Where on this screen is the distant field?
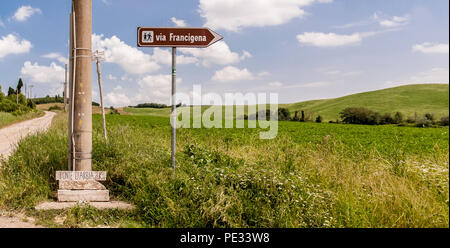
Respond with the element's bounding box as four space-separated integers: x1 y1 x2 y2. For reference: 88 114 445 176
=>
283 84 449 121
0 112 447 228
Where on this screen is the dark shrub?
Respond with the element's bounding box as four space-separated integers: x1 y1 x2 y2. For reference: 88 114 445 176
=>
393 112 404 124
380 113 394 125
425 113 435 121
315 115 323 123
440 116 449 126
278 108 291 121
416 118 433 128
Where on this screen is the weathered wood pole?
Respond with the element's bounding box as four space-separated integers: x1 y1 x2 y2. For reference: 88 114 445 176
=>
64 64 68 112
68 11 74 171
73 0 92 171
96 57 108 141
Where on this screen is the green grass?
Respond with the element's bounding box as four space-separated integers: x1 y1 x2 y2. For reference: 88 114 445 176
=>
0 110 44 129
283 84 449 121
0 111 447 228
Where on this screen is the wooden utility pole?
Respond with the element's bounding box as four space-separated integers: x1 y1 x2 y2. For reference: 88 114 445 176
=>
64 64 68 112
93 50 107 141
72 0 93 172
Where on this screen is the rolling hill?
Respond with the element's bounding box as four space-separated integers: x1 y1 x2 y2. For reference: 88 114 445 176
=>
282 84 449 121
120 84 449 122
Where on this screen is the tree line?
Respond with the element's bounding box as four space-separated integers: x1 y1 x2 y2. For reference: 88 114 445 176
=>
258 107 449 127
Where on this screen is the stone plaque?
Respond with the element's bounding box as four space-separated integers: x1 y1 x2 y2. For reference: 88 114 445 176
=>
56 171 107 181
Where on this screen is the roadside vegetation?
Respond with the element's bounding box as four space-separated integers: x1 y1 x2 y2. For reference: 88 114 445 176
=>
0 109 447 228
0 82 43 128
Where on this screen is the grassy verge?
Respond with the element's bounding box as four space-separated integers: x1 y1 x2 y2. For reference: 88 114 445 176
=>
0 110 44 129
0 112 448 228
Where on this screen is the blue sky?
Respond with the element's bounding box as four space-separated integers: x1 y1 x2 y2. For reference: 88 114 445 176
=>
0 0 448 106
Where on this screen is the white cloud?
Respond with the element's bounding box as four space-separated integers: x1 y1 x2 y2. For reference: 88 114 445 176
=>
152 48 197 66
385 67 449 87
42 53 69 64
334 12 410 29
0 34 32 59
102 0 111 5
212 66 255 82
199 0 333 32
171 17 187 27
105 92 132 107
297 32 370 47
113 85 123 91
92 34 160 75
20 61 65 85
179 41 250 67
0 19 4 27
13 6 42 22
412 43 449 55
136 74 182 103
379 15 409 28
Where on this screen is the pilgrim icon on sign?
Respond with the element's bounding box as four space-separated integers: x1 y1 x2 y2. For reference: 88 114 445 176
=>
142 31 154 43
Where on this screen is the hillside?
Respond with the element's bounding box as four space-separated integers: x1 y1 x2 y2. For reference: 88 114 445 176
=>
283 84 449 121
120 84 449 122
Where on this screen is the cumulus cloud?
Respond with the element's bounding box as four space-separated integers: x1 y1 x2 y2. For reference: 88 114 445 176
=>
412 43 449 55
12 6 42 22
105 92 131 107
171 17 187 27
20 61 65 85
135 74 182 103
0 34 32 59
42 53 69 64
179 41 251 67
212 66 255 82
199 0 333 31
92 34 160 75
296 32 374 47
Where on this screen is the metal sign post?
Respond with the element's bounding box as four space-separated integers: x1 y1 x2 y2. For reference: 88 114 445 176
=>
137 27 223 172
171 47 176 171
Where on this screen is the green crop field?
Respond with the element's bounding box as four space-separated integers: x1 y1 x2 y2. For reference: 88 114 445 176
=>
283 84 449 121
0 111 448 228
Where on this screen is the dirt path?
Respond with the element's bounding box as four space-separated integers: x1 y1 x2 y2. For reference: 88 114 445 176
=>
0 111 55 228
0 111 56 161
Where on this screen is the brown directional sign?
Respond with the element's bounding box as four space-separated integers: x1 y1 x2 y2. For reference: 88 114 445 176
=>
137 27 223 48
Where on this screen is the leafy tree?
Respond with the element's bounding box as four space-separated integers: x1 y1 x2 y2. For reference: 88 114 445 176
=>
340 107 380 125
8 87 15 96
0 85 4 101
277 108 291 121
16 78 24 94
